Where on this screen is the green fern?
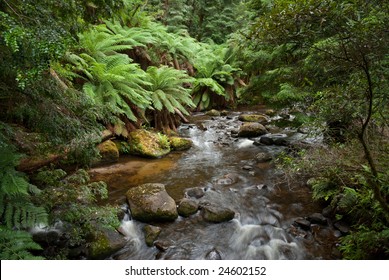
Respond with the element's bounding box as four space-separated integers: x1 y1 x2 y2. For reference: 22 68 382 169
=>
0 226 43 260
145 66 195 115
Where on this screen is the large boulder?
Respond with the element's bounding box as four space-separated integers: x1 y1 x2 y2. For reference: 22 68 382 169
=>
126 183 178 222
128 129 170 158
238 123 268 137
169 137 193 151
238 114 268 124
97 140 119 163
202 205 235 223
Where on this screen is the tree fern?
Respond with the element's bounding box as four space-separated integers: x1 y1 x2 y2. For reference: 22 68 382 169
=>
144 66 194 114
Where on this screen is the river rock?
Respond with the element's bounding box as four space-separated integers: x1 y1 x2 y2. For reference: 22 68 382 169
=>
334 221 350 234
206 109 221 116
88 227 127 259
144 225 161 247
202 205 235 223
128 129 170 158
238 123 268 137
186 187 205 199
126 183 178 222
258 136 274 145
97 140 119 163
177 198 199 217
238 114 268 124
294 218 311 230
155 240 172 252
255 152 273 163
322 205 334 218
169 137 193 151
265 109 276 116
308 213 327 225
215 173 239 185
205 248 222 260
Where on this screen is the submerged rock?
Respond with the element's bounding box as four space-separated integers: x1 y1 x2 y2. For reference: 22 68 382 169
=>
215 173 239 185
144 225 161 247
186 188 205 199
238 114 268 124
238 123 268 137
255 152 273 163
97 140 119 163
169 137 193 151
177 198 199 217
202 205 235 223
128 129 170 158
126 183 178 222
205 248 222 260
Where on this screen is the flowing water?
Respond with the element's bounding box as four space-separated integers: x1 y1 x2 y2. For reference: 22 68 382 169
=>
90 111 339 260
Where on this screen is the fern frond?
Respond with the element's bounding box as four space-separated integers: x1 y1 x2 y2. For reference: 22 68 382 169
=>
0 226 43 260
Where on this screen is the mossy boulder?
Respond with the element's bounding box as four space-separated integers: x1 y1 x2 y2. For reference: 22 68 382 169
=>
128 129 170 158
97 140 119 163
169 137 193 151
177 198 199 217
238 114 268 124
205 109 221 116
202 205 235 223
88 228 126 259
126 183 178 222
144 225 161 247
238 123 268 137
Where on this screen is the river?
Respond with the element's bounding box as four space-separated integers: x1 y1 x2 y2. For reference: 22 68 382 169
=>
90 109 339 260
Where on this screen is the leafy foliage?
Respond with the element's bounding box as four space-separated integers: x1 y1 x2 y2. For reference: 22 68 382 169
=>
0 226 44 260
0 129 47 259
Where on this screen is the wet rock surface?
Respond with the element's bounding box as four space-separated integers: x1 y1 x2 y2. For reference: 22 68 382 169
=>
144 225 162 247
201 205 235 223
126 183 178 222
177 198 199 217
238 122 268 137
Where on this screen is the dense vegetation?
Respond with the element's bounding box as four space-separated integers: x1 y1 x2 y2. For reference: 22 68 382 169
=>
1 0 388 259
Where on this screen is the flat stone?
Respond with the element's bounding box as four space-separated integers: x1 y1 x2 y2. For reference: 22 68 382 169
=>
294 218 311 230
155 240 172 252
242 165 253 171
308 213 327 225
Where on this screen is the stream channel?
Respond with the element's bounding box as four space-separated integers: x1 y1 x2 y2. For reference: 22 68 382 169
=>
90 109 339 260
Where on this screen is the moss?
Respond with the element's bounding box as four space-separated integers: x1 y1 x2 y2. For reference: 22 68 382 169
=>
97 140 119 163
238 114 268 123
205 109 221 116
128 129 171 158
169 137 193 151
